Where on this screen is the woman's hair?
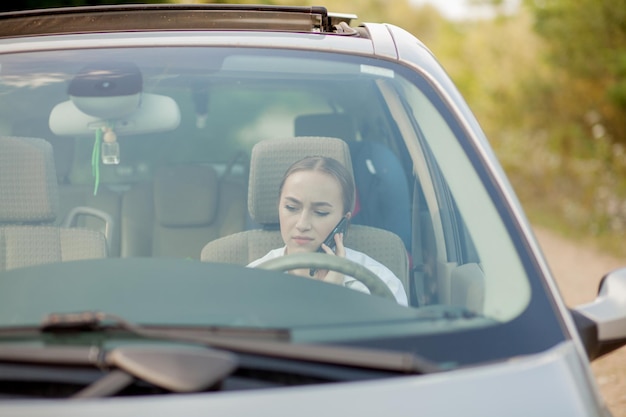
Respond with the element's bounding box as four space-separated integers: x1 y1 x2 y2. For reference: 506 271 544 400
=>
279 156 355 214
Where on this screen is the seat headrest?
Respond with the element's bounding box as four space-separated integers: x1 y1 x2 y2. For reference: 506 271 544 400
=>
153 165 219 227
294 113 357 142
0 136 59 223
248 137 354 225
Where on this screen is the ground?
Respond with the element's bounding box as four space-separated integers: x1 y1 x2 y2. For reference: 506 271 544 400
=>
533 226 626 416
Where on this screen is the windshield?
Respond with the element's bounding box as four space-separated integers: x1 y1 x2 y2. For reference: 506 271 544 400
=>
0 44 565 368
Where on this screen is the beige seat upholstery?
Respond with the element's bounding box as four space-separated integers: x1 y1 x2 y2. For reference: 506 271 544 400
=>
201 136 409 290
11 126 123 257
121 164 247 259
57 184 121 256
0 136 107 270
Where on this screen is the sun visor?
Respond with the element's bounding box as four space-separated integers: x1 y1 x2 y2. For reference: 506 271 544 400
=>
49 93 181 136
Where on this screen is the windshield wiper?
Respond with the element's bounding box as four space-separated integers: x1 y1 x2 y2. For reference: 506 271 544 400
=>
40 311 290 341
39 311 442 374
0 344 238 397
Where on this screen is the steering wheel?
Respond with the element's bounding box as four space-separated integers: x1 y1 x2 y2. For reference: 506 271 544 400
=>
256 253 396 301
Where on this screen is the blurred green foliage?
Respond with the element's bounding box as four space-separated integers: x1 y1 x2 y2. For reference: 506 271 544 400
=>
8 0 626 255
531 0 626 140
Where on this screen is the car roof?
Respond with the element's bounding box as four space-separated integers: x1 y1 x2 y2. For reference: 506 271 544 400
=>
0 4 361 39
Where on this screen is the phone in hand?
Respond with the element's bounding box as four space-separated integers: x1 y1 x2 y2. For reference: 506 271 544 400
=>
310 215 349 277
317 215 349 253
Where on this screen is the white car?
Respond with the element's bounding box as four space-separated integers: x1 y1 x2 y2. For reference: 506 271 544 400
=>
0 4 623 416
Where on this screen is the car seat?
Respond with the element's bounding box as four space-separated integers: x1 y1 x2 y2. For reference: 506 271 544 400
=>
294 113 412 251
12 119 122 257
120 163 247 259
200 136 409 290
0 136 107 270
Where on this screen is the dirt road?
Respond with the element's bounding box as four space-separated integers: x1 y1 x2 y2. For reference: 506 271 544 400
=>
533 226 626 416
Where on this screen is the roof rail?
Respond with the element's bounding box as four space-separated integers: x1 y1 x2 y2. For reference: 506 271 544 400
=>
0 4 358 38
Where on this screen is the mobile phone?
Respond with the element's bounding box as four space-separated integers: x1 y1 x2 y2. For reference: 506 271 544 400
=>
310 216 348 277
317 216 348 253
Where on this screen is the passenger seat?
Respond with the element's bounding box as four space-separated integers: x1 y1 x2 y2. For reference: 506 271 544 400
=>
13 121 122 257
56 184 121 257
0 136 107 270
121 164 247 259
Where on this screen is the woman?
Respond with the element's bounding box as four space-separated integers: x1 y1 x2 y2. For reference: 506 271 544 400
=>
248 156 408 305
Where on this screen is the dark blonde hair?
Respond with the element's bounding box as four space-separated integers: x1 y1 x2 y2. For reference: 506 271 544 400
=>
279 156 355 214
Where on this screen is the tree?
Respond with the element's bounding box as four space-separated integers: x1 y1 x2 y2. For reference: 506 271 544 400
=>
528 0 626 145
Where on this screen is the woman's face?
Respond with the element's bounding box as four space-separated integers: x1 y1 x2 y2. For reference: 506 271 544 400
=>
279 170 345 254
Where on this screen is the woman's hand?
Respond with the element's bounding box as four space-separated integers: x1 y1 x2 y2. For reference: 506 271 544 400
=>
313 232 345 285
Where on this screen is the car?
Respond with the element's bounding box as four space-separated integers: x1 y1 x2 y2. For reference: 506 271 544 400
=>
0 3 624 416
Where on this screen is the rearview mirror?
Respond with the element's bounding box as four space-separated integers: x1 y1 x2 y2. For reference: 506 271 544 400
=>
49 93 181 137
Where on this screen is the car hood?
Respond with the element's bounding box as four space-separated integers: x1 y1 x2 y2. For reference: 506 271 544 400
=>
0 341 608 416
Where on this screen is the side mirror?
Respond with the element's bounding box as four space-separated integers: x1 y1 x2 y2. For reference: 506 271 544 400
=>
572 267 626 361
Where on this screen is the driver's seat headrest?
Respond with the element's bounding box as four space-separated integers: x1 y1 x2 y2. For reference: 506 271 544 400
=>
248 137 354 225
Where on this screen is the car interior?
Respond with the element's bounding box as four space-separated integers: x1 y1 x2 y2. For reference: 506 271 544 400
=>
200 136 410 290
0 52 509 316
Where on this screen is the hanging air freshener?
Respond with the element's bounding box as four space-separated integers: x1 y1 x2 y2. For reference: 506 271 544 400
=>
101 126 120 165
